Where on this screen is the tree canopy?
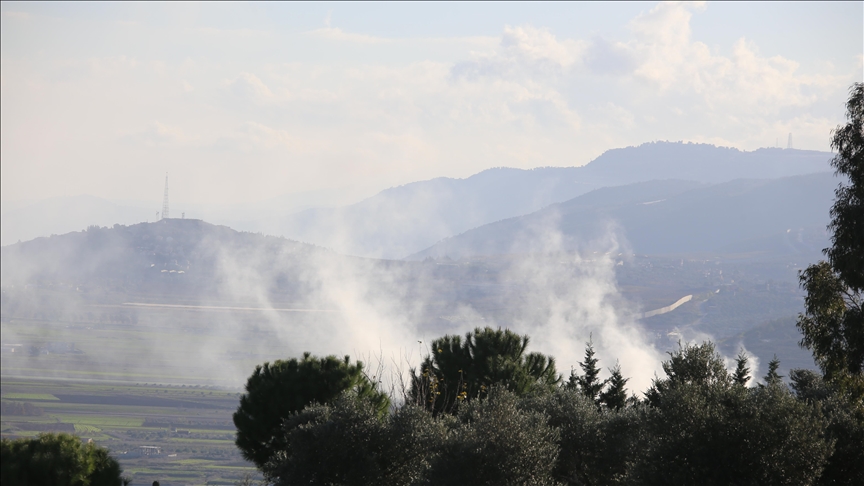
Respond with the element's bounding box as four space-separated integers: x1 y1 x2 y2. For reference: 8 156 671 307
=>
409 327 560 414
233 353 389 469
239 334 864 485
0 433 128 486
825 82 864 291
797 82 864 400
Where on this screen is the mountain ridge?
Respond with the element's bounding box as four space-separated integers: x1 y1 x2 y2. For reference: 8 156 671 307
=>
2 143 833 256
409 171 837 260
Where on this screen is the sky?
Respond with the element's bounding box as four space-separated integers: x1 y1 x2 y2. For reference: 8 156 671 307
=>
1 1 862 206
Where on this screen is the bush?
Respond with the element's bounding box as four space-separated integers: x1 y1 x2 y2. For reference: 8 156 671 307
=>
638 380 830 485
0 433 128 486
429 387 561 486
522 388 644 485
270 393 446 485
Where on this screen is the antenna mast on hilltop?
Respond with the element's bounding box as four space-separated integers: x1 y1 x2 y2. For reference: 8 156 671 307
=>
161 173 170 219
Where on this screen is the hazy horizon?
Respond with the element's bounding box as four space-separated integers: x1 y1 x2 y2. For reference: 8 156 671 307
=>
2 1 861 206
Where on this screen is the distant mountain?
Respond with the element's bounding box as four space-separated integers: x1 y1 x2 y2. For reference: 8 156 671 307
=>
1 143 832 255
410 172 837 260
0 219 332 301
263 144 832 259
574 143 831 185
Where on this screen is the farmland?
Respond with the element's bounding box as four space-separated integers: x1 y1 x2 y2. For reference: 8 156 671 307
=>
0 300 278 485
1 378 254 485
1 249 819 484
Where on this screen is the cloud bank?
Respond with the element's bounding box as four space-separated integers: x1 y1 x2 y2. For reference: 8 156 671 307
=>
1 2 858 204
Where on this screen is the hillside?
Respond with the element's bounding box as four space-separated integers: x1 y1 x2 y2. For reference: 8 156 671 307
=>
0 218 332 302
2 143 832 256
256 144 832 258
410 172 837 260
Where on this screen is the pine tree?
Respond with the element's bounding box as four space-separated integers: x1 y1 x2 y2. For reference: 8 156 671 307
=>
733 351 751 387
409 327 559 415
599 363 629 410
762 355 782 386
572 339 605 403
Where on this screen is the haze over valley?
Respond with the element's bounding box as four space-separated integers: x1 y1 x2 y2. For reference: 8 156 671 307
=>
2 2 860 484
2 142 830 392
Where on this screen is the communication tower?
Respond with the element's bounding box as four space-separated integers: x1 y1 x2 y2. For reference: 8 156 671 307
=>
161 173 170 219
787 133 793 149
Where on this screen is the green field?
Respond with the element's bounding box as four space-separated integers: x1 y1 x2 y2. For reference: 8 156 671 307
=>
1 378 256 486
2 393 59 400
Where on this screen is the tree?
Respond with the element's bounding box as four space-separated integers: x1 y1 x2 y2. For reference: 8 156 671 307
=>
430 387 560 486
790 369 864 486
569 339 605 404
409 327 560 414
639 360 831 485
732 351 751 387
270 393 447 486
523 387 645 485
599 363 629 410
0 433 128 486
762 355 783 386
798 82 864 399
645 341 731 405
233 353 389 470
825 82 864 291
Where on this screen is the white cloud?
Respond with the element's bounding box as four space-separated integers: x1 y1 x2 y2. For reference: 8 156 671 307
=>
1 2 857 204
225 72 276 101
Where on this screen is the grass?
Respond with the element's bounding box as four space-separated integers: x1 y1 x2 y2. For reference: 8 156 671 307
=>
2 393 59 400
50 415 145 427
168 437 234 445
174 458 217 465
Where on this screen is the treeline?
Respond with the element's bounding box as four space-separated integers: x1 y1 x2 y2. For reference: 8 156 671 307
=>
232 81 864 486
1 433 128 485
233 328 863 486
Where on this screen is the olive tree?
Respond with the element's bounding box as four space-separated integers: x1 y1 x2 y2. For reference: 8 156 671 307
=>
0 433 128 486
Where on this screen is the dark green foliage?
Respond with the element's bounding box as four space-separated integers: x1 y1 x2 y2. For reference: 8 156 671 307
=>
790 369 864 485
762 354 783 385
790 368 832 402
271 393 446 486
645 341 731 405
430 387 561 486
798 262 864 397
249 333 854 486
273 388 561 486
732 351 751 386
825 82 864 292
0 433 127 486
569 339 604 404
598 364 629 410
522 388 643 485
639 371 831 485
409 327 560 414
233 353 390 469
818 396 864 486
798 82 864 399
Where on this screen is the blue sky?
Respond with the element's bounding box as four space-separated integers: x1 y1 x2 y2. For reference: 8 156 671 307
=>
1 1 861 205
